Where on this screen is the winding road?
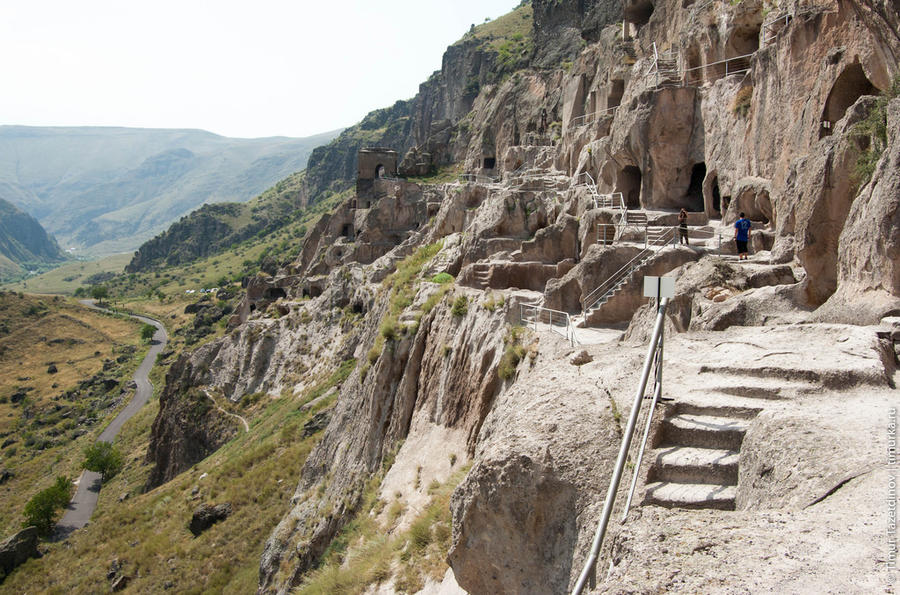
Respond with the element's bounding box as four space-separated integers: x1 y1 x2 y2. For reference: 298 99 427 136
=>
54 301 168 540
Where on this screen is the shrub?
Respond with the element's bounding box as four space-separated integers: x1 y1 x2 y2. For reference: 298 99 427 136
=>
498 326 528 380
732 86 753 117
82 441 123 481
852 75 900 189
379 317 399 341
430 272 454 284
451 296 468 317
23 476 72 535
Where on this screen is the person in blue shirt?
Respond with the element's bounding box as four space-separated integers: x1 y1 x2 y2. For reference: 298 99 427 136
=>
734 212 752 260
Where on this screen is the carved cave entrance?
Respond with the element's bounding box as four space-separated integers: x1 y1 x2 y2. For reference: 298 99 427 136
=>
728 23 761 57
264 287 287 300
821 62 875 138
608 79 624 109
483 156 496 169
618 166 642 208
625 0 654 30
685 163 706 211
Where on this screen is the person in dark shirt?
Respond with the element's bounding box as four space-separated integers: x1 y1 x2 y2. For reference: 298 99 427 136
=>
678 208 689 245
734 212 752 260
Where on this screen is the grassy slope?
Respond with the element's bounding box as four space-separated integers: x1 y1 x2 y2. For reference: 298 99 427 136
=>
2 361 354 593
0 293 144 535
3 254 132 294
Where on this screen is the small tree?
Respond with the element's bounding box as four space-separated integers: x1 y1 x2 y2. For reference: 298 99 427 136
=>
23 476 72 535
140 323 156 342
90 285 109 305
82 441 123 481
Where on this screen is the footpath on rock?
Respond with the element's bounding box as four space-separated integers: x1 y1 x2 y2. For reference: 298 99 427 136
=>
53 301 168 539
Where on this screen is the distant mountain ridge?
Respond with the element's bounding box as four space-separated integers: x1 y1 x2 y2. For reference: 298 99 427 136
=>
0 197 65 277
0 125 342 255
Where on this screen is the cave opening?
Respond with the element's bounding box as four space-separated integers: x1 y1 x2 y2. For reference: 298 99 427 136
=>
820 62 876 138
618 166 642 208
685 163 706 211
340 223 353 239
483 156 496 169
608 79 624 109
375 164 386 178
625 0 654 29
729 24 761 57
264 287 287 300
309 286 323 298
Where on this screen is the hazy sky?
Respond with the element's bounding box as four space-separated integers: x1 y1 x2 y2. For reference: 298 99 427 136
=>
1 0 518 139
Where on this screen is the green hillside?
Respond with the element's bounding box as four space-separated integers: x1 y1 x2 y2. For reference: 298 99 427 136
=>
0 197 66 279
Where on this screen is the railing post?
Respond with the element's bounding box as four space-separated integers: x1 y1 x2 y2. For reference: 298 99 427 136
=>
571 299 669 595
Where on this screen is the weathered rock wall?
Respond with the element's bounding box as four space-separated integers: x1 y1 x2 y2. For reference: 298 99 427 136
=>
258 286 513 592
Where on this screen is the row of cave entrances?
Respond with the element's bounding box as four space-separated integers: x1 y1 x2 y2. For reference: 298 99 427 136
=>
615 162 723 216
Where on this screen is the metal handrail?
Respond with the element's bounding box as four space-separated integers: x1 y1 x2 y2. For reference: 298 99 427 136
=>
571 298 669 595
520 304 576 347
570 104 619 128
594 192 625 210
762 13 791 44
582 226 675 315
597 223 617 246
459 173 499 184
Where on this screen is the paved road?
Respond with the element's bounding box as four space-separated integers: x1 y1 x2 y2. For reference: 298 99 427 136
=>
54 301 168 540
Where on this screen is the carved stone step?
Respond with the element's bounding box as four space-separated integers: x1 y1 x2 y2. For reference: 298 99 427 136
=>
661 413 748 451
644 481 736 510
648 446 739 485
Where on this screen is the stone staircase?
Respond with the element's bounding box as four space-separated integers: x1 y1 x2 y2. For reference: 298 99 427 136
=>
471 263 491 289
643 392 765 510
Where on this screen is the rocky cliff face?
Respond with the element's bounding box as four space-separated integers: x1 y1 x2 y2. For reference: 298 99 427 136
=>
0 197 64 276
142 1 899 593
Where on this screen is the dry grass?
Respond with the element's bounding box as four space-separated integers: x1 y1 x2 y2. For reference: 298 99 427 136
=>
2 254 132 294
2 379 327 592
0 293 142 420
295 465 470 594
0 292 145 535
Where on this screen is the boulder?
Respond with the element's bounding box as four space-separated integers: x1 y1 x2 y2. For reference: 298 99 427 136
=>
0 526 40 578
569 350 592 365
0 469 12 484
189 503 232 536
46 363 57 374
110 574 129 592
302 411 332 438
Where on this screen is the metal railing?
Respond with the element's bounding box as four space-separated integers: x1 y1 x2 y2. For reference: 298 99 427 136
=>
647 42 680 88
520 304 576 347
597 224 618 246
676 225 723 250
570 104 620 128
571 298 669 595
762 13 792 44
595 192 625 210
682 52 754 86
459 173 500 185
582 226 676 316
523 132 555 146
